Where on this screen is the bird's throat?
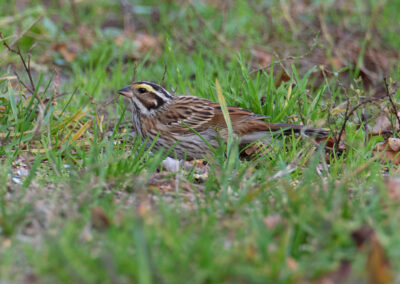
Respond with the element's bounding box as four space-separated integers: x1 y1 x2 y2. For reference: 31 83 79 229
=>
130 104 144 137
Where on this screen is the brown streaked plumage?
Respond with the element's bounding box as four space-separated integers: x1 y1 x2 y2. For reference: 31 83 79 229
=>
118 81 329 160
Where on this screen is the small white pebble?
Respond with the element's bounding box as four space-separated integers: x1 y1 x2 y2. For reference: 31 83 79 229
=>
12 176 23 184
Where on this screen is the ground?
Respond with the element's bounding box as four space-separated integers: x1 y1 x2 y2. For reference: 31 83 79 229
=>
1 0 400 283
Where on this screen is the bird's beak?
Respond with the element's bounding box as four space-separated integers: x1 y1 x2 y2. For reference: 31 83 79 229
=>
118 86 133 98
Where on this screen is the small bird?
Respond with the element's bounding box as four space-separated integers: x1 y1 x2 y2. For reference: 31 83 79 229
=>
118 81 328 160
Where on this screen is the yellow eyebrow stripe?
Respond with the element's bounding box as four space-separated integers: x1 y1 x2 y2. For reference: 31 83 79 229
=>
135 84 156 93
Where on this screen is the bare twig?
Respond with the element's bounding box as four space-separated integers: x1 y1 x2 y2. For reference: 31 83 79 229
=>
32 104 45 138
0 16 43 58
336 97 378 152
13 71 33 93
384 77 400 131
0 32 44 106
161 63 167 85
321 66 380 152
335 84 351 152
18 45 36 92
248 36 319 76
53 67 60 100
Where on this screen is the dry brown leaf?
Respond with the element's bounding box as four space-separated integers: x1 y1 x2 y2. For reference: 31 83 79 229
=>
134 33 161 56
91 207 110 230
23 272 38 284
351 226 393 284
2 238 11 248
185 159 208 169
137 201 152 217
275 69 291 88
114 34 124 46
251 48 273 67
316 133 346 156
352 226 374 248
388 137 400 152
286 257 298 271
384 177 400 201
242 141 270 159
372 114 392 135
367 235 393 284
263 215 282 230
52 43 78 62
312 260 352 284
147 173 195 193
373 141 400 165
331 56 343 70
114 31 161 57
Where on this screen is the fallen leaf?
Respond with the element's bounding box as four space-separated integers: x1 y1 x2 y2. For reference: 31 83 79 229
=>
263 215 282 229
185 159 208 169
91 207 110 230
315 132 346 156
137 201 151 217
24 272 38 284
114 34 124 46
352 226 374 248
2 238 11 248
331 56 343 70
373 141 400 165
367 235 393 284
242 141 270 159
52 43 78 62
351 226 393 284
114 31 161 58
384 177 400 201
147 173 197 193
312 260 352 284
388 137 400 152
251 48 273 67
286 257 298 271
372 113 393 135
134 33 161 56
275 69 291 88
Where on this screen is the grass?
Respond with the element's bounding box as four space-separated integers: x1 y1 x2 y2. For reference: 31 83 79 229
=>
1 0 400 283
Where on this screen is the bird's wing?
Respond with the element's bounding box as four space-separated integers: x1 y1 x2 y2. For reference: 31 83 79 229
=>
156 95 328 139
157 95 265 135
156 96 216 134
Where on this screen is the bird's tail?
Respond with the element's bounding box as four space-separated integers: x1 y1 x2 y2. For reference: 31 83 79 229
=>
265 123 329 138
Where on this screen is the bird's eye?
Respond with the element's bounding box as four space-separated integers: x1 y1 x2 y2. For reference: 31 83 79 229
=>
138 88 147 94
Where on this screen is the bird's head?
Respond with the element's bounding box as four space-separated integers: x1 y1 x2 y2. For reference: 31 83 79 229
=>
118 81 174 115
